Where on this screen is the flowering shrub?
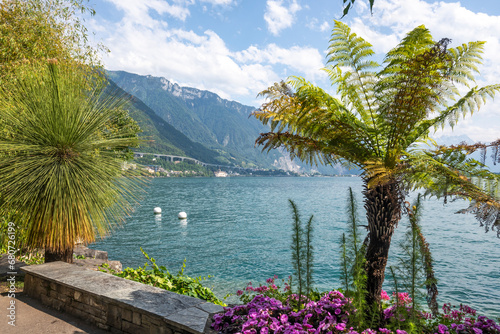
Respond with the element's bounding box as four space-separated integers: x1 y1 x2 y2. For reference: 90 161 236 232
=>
237 276 323 309
427 303 500 334
213 291 358 334
237 275 293 304
212 288 500 334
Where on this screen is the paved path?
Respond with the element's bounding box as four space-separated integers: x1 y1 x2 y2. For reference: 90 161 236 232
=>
0 291 108 334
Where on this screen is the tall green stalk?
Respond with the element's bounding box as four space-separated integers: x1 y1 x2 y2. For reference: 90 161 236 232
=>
289 199 305 309
288 199 314 309
342 187 368 327
305 214 314 298
395 193 437 329
339 233 350 296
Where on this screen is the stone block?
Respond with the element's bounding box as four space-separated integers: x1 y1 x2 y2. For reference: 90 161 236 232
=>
122 319 149 334
142 314 162 327
150 325 173 334
89 296 106 311
88 313 107 326
49 289 59 299
70 306 86 320
40 293 53 306
63 285 74 296
57 293 69 303
133 311 142 325
122 308 133 322
96 322 110 331
74 290 82 301
51 298 64 311
85 303 105 318
107 303 122 329
71 299 87 312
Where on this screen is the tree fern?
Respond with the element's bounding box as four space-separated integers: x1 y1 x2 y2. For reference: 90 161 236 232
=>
254 20 500 315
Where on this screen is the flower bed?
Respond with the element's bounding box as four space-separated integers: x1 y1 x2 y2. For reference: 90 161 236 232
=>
211 286 500 334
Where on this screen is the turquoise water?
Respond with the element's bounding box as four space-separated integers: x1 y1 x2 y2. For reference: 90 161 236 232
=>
91 177 500 317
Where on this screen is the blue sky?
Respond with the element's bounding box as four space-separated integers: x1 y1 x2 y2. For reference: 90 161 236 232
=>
87 0 500 143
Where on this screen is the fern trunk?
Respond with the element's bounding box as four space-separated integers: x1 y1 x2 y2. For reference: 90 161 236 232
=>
363 180 402 307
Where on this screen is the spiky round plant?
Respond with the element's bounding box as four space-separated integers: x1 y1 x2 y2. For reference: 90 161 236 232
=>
0 61 143 262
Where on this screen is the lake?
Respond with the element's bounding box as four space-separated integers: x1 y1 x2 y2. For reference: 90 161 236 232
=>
90 177 500 317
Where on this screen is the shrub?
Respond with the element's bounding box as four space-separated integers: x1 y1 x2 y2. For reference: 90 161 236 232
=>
101 248 225 306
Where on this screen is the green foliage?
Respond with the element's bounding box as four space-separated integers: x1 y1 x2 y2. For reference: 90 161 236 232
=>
0 62 143 257
0 0 107 89
395 195 426 328
388 194 438 332
341 187 368 328
339 233 350 296
104 248 225 306
288 199 315 309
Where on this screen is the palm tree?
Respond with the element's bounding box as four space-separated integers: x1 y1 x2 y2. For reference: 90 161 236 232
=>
0 61 143 263
254 21 500 308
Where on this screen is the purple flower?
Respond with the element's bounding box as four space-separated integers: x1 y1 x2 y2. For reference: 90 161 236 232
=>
438 324 448 333
335 323 346 331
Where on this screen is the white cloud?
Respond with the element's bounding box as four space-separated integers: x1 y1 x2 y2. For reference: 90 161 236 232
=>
264 0 302 36
105 0 191 22
99 18 292 104
306 18 331 32
235 44 325 80
199 0 234 5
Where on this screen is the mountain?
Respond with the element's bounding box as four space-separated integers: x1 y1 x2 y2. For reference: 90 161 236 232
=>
107 70 284 168
106 79 223 164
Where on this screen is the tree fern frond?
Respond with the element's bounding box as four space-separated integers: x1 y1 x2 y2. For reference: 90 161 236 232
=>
447 41 485 88
383 25 435 67
430 84 500 130
327 21 380 147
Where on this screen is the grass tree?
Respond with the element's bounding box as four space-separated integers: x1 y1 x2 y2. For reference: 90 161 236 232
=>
253 21 500 310
0 61 142 263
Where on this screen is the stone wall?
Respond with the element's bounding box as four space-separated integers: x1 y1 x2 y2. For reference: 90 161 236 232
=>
22 262 222 334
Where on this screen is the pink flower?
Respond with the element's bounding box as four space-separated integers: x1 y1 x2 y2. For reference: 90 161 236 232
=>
381 290 390 301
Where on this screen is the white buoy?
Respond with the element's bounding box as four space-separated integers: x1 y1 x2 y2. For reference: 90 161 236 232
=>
178 211 187 219
154 207 162 214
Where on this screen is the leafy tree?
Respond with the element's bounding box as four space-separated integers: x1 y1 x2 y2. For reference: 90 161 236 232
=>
0 62 142 263
0 0 106 84
253 21 500 311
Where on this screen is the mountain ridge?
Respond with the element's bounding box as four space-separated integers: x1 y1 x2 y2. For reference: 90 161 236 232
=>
107 70 285 169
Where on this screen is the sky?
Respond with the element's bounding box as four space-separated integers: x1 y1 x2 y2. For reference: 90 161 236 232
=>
86 0 500 143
